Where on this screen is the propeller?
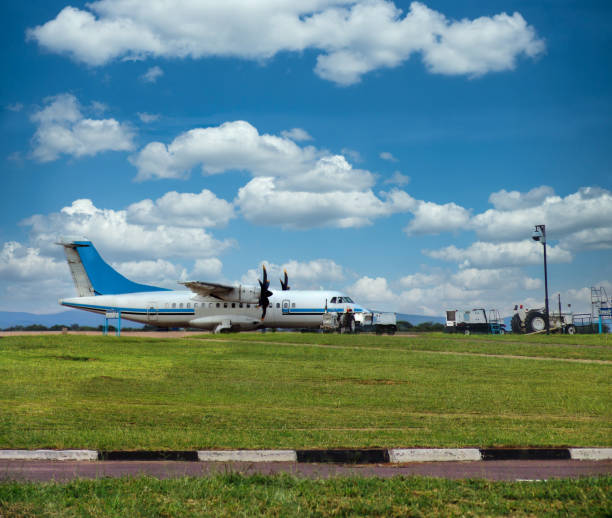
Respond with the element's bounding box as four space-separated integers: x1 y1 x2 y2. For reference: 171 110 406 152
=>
280 269 290 291
258 265 273 320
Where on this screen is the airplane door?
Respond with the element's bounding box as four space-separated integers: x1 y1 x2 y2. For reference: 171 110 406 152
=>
147 305 158 322
282 299 290 315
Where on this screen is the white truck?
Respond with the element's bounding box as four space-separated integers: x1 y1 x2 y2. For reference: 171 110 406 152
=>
371 311 397 335
321 310 396 334
445 308 505 335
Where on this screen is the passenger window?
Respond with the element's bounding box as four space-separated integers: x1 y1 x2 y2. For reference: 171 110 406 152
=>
216 303 220 308
292 303 296 308
186 303 191 308
172 303 176 308
179 303 183 308
224 303 228 308
246 304 250 308
239 303 243 308
232 303 236 308
276 303 280 308
209 303 213 308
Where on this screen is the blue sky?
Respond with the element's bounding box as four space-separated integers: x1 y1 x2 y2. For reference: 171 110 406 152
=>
1 0 611 315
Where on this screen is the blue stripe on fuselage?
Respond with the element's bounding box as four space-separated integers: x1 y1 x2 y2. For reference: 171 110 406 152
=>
61 301 195 315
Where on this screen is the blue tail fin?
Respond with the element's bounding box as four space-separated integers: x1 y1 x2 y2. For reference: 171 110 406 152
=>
59 240 169 296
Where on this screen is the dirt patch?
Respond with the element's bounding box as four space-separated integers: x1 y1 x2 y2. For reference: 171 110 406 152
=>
48 355 98 362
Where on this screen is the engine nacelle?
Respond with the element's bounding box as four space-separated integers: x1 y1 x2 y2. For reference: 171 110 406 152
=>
220 285 260 304
181 281 263 304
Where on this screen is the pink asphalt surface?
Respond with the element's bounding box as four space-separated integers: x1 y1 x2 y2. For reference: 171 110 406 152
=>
1 460 610 482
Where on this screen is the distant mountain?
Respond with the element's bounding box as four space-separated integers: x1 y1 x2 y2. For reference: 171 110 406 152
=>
0 310 143 329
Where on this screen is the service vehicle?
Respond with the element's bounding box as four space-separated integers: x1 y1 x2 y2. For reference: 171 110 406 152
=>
511 305 576 334
371 311 397 335
445 308 505 335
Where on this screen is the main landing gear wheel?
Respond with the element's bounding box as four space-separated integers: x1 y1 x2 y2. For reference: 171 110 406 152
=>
566 325 576 335
464 329 470 336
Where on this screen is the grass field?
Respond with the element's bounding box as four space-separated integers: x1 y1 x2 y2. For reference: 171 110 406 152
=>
0 332 610 449
1 475 610 517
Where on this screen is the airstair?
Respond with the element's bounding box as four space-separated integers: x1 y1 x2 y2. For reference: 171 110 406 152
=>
487 309 505 334
591 286 612 334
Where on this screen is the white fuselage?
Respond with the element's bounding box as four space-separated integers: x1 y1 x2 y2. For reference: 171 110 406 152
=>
60 289 369 332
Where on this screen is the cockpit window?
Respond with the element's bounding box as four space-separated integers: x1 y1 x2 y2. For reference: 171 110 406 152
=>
344 296 354 303
330 297 337 303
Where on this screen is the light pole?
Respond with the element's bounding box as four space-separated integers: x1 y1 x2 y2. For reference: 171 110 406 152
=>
532 224 550 334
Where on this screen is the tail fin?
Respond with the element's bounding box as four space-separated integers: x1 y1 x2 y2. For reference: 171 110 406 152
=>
58 240 169 296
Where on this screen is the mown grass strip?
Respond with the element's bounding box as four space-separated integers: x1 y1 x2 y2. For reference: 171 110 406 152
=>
1 334 610 450
192 331 612 361
1 475 610 517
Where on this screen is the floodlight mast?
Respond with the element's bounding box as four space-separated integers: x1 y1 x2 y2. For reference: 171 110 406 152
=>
532 224 550 334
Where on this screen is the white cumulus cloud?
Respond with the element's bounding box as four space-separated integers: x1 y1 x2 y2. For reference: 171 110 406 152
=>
131 120 320 181
24 198 233 261
137 112 159 123
241 259 344 290
28 1 544 85
191 258 223 280
379 151 397 162
347 276 397 306
403 199 471 236
281 128 313 141
141 65 163 83
451 267 541 291
111 259 188 288
473 186 612 248
384 171 410 186
127 189 235 228
236 176 397 229
131 120 415 229
30 93 134 162
425 240 573 269
0 242 66 281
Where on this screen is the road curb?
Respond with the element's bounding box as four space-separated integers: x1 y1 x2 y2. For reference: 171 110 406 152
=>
569 448 612 461
0 449 98 461
1 448 611 463
198 450 297 462
389 448 482 463
98 451 198 461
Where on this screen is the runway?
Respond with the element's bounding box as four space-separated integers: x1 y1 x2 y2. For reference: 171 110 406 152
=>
1 459 610 482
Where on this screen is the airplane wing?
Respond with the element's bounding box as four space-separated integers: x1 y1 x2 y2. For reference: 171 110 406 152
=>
181 281 237 299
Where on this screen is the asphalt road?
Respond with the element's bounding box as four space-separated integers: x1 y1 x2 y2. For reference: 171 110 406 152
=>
1 460 610 482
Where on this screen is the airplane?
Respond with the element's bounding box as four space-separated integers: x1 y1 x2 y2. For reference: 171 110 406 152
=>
57 240 371 333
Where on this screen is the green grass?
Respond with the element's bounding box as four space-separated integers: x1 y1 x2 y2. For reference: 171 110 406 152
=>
1 475 610 517
194 331 612 361
0 333 610 449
